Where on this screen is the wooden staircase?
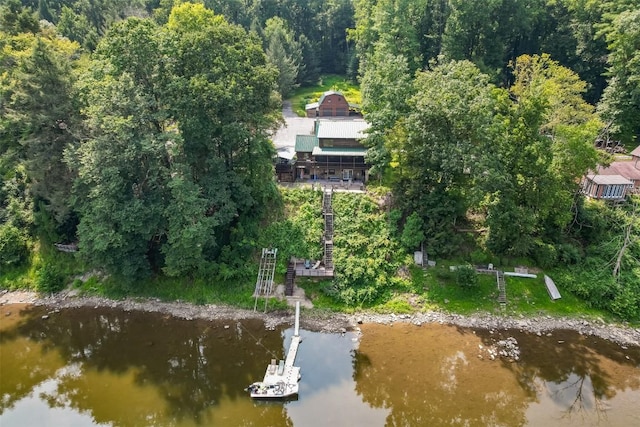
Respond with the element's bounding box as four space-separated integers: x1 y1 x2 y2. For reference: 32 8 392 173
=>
323 188 332 215
324 213 333 240
323 188 334 270
497 271 507 306
324 240 333 269
285 260 295 296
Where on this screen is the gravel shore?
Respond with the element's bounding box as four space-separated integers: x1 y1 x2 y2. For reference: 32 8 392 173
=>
2 290 639 347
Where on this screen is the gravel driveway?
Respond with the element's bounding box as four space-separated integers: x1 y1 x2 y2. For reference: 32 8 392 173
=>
272 101 315 151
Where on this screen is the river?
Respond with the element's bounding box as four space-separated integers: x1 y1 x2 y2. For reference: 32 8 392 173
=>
1 304 639 426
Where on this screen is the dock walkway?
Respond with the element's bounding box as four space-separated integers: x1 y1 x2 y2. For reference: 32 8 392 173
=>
248 302 302 398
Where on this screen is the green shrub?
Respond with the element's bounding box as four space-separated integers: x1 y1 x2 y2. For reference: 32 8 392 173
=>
533 240 558 268
0 224 29 266
610 285 640 320
470 249 490 265
37 263 66 294
401 212 425 251
330 193 404 306
455 265 478 288
557 243 581 265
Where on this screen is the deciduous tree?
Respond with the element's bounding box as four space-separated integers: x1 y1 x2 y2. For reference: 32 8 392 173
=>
73 3 280 280
391 60 497 255
598 8 640 145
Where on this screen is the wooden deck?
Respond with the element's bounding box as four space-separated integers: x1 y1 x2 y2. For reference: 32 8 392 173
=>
295 267 334 277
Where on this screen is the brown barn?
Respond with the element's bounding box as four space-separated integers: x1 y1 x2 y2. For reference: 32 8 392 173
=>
305 91 360 118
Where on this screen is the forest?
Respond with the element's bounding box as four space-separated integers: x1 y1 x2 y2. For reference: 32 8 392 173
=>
0 0 639 319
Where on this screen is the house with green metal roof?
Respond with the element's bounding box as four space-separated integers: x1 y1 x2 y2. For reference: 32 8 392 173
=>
294 119 370 182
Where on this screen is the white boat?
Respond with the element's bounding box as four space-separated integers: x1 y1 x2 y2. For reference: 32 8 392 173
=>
246 370 300 398
247 302 302 399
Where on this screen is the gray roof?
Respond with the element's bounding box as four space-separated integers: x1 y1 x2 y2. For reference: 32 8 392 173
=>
586 174 633 185
316 120 369 139
305 102 319 110
596 162 640 180
276 147 296 160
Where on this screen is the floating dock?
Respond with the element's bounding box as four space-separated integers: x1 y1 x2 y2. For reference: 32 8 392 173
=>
247 301 302 398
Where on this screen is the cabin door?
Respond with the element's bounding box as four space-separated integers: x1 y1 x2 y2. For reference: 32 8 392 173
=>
342 169 353 181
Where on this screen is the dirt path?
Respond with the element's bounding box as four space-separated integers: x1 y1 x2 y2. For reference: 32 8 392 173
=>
2 290 639 347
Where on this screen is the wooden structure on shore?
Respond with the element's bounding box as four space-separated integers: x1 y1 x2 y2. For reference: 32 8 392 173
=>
253 248 278 312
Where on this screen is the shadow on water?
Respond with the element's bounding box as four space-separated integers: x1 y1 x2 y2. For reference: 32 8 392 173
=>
0 304 293 426
2 304 639 427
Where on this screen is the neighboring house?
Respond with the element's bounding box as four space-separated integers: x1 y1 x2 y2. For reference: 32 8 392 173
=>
305 91 361 118
582 174 633 201
294 119 369 182
582 144 640 200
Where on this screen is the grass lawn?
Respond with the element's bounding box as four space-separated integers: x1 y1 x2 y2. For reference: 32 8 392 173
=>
419 266 500 314
288 75 361 117
79 274 268 310
404 264 612 320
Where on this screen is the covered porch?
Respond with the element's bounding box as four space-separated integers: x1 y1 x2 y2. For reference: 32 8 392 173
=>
305 146 369 183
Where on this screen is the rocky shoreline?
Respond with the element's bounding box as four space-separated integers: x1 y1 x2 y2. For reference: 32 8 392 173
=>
2 290 639 347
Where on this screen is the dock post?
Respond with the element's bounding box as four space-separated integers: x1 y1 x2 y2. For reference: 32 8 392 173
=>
294 301 300 337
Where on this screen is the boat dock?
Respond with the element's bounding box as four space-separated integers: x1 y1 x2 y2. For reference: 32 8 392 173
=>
247 301 302 398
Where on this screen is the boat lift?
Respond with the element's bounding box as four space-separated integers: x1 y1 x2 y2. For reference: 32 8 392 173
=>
246 301 302 399
253 248 278 312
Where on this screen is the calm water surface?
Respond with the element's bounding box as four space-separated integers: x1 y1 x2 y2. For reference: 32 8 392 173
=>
0 304 638 426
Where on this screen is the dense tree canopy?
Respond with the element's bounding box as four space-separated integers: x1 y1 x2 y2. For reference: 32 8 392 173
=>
1 1 292 282
388 60 497 255
598 8 640 144
0 16 82 241
1 0 638 317
479 55 602 259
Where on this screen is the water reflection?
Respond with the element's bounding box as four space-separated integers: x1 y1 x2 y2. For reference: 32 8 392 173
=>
502 329 640 426
1 304 293 426
353 323 640 426
1 304 639 426
284 329 389 426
